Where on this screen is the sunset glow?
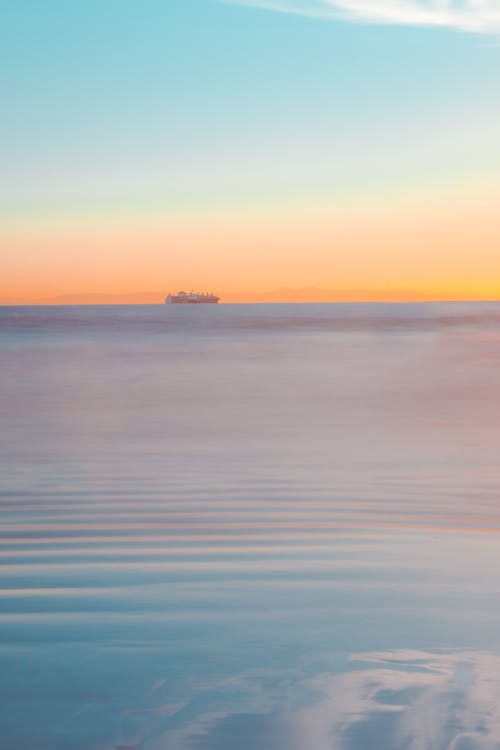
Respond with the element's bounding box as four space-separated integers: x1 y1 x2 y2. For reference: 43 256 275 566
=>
2 1 500 303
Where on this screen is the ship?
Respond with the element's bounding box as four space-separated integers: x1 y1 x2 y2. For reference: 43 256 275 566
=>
165 291 220 304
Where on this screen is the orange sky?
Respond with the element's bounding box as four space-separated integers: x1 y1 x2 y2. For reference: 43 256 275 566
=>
3 180 500 303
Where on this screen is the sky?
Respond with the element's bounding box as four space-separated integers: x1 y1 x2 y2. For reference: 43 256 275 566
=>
2 0 500 302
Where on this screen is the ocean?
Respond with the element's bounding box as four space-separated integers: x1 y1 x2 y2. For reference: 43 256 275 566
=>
2 302 500 750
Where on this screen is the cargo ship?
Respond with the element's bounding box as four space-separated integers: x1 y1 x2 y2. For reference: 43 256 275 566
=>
165 291 220 304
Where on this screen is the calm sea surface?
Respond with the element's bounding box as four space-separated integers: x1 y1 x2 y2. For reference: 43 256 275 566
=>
2 302 500 750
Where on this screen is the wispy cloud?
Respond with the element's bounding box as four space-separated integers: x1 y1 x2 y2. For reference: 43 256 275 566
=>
223 0 500 33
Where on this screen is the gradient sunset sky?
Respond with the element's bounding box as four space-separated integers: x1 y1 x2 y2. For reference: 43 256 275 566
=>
2 0 500 302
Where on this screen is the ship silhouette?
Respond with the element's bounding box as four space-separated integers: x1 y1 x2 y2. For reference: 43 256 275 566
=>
165 291 220 304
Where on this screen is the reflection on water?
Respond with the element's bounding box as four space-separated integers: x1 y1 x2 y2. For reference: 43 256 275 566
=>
151 650 500 750
2 303 500 749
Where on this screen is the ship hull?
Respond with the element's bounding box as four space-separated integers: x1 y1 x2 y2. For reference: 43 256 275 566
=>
166 298 219 304
165 295 220 304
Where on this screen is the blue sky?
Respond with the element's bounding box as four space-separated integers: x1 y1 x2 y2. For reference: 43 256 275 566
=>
3 0 500 210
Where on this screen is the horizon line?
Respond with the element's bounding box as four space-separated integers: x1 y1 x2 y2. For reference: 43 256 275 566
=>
2 287 500 306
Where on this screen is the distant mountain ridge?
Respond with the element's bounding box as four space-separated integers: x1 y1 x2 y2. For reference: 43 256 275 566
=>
0 292 165 305
221 287 435 303
0 288 488 305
